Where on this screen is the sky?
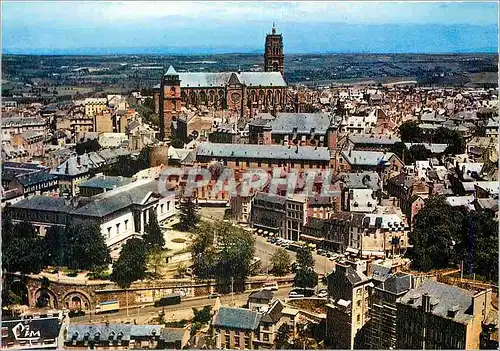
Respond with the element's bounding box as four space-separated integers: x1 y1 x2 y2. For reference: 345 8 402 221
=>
2 1 499 54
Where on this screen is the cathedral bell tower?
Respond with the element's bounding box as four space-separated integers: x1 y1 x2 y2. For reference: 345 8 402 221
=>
264 23 284 75
160 65 182 141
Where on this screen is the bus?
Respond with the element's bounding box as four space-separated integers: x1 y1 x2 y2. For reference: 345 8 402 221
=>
154 293 181 307
95 300 119 314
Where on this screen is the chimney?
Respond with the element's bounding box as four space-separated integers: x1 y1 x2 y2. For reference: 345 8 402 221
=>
77 156 81 166
422 293 431 313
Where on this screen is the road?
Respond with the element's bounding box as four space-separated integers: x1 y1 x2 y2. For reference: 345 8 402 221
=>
70 286 293 324
253 235 334 275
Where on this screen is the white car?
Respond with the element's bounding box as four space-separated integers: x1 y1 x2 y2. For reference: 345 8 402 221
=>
288 291 305 298
316 290 328 298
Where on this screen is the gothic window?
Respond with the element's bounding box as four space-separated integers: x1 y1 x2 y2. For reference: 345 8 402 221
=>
272 62 279 71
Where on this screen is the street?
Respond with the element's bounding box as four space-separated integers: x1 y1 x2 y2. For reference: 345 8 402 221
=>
70 286 292 324
253 235 334 275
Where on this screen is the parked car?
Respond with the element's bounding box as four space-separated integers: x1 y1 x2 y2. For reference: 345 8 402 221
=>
208 293 221 299
288 291 305 298
316 289 328 298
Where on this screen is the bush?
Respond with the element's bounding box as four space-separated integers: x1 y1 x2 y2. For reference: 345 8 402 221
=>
66 271 79 277
164 320 187 328
87 271 111 280
171 238 186 244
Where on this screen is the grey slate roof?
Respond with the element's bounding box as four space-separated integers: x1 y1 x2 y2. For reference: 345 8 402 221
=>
213 307 262 331
67 324 162 342
341 150 396 166
11 180 161 218
398 281 475 324
340 172 381 191
17 172 58 187
71 180 158 217
248 290 274 301
78 175 133 190
381 272 412 295
159 328 186 342
349 135 401 145
197 142 330 162
261 299 284 324
161 70 286 88
12 196 68 213
268 113 332 135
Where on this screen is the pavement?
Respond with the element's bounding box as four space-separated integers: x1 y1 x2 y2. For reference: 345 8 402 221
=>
253 235 334 276
70 286 293 324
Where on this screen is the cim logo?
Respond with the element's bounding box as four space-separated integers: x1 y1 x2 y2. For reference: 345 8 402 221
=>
12 322 41 341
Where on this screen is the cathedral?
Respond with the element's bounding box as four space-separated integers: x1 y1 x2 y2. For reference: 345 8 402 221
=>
154 24 288 141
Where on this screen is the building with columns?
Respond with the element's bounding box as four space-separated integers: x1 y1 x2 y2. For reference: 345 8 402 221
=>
7 179 175 252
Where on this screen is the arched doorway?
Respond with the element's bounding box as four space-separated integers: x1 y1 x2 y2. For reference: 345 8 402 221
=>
62 291 92 311
34 288 58 309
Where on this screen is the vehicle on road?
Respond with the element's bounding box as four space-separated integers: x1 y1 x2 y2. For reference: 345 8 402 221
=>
208 293 221 299
95 300 120 314
316 289 328 298
262 281 279 291
68 309 85 318
154 293 181 307
288 291 305 298
290 287 316 297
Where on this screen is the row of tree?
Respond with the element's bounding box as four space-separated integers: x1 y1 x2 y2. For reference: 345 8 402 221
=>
2 209 166 284
398 120 466 154
2 215 110 274
408 196 498 281
191 221 255 292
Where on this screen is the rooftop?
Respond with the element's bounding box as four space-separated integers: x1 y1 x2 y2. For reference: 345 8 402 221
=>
213 307 262 331
399 281 476 324
197 142 331 162
78 175 133 190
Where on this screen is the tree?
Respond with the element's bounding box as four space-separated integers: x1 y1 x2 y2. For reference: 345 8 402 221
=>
176 263 188 278
191 221 255 291
454 210 498 281
43 226 66 267
433 127 466 155
75 138 100 155
294 247 318 289
407 144 432 164
64 221 110 271
270 248 292 276
191 305 212 334
179 197 200 232
399 120 421 142
392 142 409 164
143 211 165 249
111 238 148 289
296 247 315 269
2 209 14 252
147 247 166 280
191 222 218 279
214 222 255 291
408 196 467 271
275 323 293 349
2 222 44 274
